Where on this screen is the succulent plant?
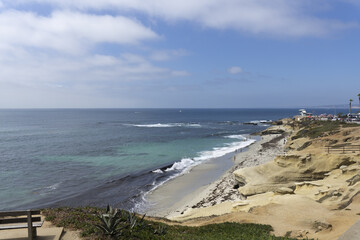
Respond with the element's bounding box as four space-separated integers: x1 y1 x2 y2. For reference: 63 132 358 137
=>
96 205 123 237
154 223 167 235
95 205 156 238
127 211 146 231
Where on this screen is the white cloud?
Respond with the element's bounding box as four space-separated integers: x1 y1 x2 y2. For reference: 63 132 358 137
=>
150 49 189 61
10 0 357 37
228 66 243 74
0 6 193 107
0 47 192 107
0 0 356 108
0 49 183 84
0 35 191 91
0 10 158 54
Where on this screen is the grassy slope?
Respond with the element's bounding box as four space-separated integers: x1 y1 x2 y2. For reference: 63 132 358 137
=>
42 207 306 240
292 120 358 140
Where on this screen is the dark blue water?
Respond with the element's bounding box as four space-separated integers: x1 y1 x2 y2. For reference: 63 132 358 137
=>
0 108 308 211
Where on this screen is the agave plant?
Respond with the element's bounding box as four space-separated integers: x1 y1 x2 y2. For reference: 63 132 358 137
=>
95 205 151 238
127 211 146 231
153 223 167 235
96 205 123 237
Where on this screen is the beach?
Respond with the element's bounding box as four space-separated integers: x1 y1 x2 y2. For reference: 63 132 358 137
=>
146 119 360 240
146 126 288 218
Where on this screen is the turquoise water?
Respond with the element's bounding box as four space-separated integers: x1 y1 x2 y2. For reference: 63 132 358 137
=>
0 108 304 210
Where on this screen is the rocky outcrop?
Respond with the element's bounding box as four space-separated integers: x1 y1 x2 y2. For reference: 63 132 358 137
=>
260 129 285 135
234 153 358 197
173 120 360 240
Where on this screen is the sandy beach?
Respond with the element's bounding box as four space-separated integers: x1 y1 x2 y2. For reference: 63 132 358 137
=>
146 127 288 218
147 119 360 240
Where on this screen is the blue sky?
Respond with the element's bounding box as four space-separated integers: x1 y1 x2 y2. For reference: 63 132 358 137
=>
0 0 359 108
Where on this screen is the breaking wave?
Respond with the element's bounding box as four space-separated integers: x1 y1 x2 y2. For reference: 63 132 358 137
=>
152 136 255 178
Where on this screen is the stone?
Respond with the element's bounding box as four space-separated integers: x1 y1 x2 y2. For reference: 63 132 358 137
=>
346 174 360 186
313 221 332 232
340 165 348 170
275 187 294 195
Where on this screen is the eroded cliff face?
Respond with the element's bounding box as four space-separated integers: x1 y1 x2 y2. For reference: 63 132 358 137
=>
171 121 360 240
234 153 358 197
231 121 360 239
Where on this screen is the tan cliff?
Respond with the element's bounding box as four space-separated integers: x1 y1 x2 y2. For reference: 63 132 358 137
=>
172 120 360 240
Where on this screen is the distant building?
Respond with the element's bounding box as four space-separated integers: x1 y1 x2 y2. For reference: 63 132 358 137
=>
296 109 313 121
299 109 307 117
347 113 360 122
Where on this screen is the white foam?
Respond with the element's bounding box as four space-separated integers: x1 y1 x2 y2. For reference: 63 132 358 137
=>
165 158 194 172
45 182 61 190
186 123 202 127
196 139 256 161
250 120 272 124
225 135 247 140
164 138 256 173
152 169 163 174
138 136 257 213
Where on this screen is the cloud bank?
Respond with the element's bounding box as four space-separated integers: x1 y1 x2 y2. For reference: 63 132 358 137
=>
0 10 158 53
10 0 357 37
0 0 358 107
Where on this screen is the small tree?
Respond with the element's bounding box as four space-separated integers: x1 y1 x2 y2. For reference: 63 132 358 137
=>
358 93 360 106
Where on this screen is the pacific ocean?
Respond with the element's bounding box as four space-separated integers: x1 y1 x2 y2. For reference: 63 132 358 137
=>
0 108 318 211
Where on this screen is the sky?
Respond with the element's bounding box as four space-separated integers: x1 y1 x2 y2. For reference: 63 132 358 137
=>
0 0 360 108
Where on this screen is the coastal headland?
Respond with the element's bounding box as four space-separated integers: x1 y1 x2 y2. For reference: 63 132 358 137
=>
5 117 360 240
149 118 360 240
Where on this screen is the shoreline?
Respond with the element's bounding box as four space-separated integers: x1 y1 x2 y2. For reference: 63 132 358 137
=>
153 119 360 240
146 126 287 219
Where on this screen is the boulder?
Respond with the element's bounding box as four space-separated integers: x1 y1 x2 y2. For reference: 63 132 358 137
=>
275 187 295 195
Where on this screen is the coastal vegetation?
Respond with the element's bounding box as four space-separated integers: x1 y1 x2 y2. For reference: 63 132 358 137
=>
291 120 358 140
42 207 304 239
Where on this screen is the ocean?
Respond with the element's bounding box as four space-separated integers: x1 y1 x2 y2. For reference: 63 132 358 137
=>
0 108 315 211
